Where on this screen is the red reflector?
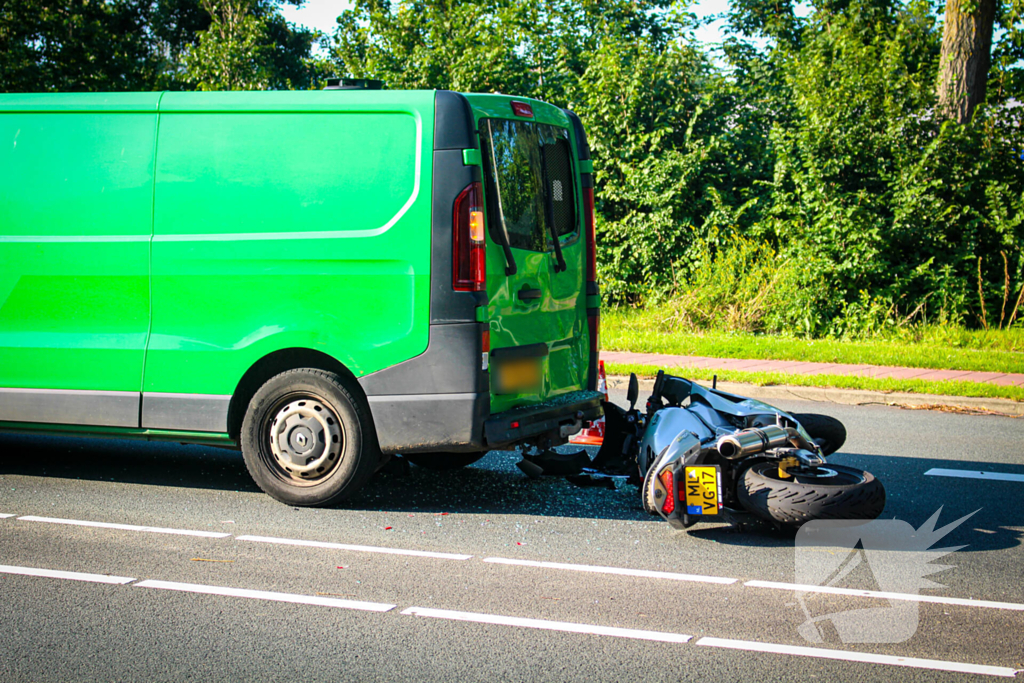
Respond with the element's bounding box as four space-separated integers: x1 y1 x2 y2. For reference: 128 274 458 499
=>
511 101 534 118
482 330 490 353
453 182 485 292
659 468 675 515
511 421 520 429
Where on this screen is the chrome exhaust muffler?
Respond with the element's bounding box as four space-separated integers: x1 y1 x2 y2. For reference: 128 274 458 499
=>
717 425 819 459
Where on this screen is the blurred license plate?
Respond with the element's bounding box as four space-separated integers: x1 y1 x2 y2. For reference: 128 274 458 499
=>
684 466 720 515
496 357 541 394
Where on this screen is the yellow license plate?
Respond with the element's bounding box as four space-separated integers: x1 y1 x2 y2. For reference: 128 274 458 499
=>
684 466 721 515
496 357 542 394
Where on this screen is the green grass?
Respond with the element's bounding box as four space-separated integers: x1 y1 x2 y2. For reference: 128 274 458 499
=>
606 362 1024 403
604 307 1024 375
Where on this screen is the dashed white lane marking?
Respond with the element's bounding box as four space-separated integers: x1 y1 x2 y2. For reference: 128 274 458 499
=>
745 580 1024 611
484 557 738 585
925 468 1024 483
0 513 16 519
0 563 136 585
696 637 1019 678
236 534 473 560
402 606 692 643
134 580 396 612
18 516 231 538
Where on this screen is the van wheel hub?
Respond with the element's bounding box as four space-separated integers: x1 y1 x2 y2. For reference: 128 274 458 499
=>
269 399 342 478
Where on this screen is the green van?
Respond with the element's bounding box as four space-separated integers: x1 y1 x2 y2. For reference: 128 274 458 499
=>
0 87 602 506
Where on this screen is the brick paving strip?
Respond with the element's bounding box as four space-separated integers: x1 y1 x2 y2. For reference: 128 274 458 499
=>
601 350 1024 388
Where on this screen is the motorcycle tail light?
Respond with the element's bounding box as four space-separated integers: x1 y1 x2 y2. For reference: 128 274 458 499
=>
658 468 675 515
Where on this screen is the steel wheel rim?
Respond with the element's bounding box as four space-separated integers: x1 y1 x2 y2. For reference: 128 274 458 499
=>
265 394 345 485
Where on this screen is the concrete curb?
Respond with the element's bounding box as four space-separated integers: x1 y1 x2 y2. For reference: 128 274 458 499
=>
606 375 1024 417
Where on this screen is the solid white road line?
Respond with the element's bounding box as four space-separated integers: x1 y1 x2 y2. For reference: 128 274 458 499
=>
0 563 136 585
402 606 692 643
484 557 738 585
0 513 15 518
697 637 1019 678
18 515 231 538
925 468 1024 483
745 580 1024 611
235 534 473 560
134 580 396 612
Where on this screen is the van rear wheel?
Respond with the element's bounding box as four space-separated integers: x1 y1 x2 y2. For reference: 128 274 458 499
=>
241 369 377 506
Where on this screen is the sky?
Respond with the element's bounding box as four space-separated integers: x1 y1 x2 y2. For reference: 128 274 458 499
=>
280 0 742 46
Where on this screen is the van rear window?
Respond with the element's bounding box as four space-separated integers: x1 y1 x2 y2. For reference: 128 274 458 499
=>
479 119 577 253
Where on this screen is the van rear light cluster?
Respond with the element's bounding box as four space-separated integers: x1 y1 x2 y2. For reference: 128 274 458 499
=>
453 182 485 292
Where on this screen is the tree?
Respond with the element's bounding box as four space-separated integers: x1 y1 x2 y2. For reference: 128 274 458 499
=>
0 0 160 92
183 0 322 90
936 0 997 123
184 0 273 89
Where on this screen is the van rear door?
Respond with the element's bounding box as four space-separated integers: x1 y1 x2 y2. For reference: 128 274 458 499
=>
475 104 588 414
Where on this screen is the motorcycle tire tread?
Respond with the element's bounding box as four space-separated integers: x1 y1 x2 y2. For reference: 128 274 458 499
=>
738 462 885 526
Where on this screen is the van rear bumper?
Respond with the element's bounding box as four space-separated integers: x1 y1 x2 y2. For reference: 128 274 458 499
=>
484 390 604 448
368 392 489 455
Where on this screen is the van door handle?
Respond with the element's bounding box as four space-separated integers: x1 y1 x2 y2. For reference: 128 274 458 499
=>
518 287 543 301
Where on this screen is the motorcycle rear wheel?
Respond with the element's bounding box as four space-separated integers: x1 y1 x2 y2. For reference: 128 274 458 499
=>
738 461 885 527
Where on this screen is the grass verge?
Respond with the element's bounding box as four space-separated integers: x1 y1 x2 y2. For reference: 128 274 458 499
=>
603 309 1024 374
605 362 1024 403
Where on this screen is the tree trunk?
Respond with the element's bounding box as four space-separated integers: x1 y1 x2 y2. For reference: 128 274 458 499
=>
937 0 997 124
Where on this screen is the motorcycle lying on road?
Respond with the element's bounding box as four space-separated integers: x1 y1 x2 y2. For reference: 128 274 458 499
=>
595 371 886 530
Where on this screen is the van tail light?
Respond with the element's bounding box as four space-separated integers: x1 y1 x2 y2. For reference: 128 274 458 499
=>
453 182 485 292
583 187 597 284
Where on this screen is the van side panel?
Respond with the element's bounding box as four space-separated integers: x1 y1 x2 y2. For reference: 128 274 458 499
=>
357 92 489 454
0 95 158 427
143 92 434 431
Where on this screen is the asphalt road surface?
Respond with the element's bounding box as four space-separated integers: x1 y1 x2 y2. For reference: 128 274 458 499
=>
1 388 1022 682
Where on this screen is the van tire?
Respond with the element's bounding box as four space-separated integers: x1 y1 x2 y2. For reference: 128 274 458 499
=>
241 369 377 507
404 452 487 470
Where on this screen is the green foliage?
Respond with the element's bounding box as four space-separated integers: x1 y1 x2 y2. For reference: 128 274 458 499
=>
185 0 272 90
0 0 320 92
763 0 1024 334
0 0 161 91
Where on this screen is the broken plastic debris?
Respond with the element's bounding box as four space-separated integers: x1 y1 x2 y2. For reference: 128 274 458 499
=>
384 526 392 530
